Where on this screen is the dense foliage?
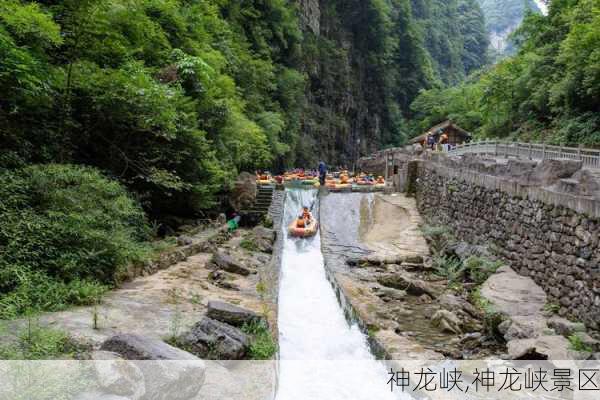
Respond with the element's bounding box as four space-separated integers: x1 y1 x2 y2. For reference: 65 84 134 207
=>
0 0 491 316
412 0 489 85
0 0 304 216
410 0 600 146
0 164 149 317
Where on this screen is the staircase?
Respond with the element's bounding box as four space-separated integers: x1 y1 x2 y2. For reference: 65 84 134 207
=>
240 185 274 224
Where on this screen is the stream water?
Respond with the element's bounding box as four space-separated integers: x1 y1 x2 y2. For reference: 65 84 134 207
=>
275 189 399 400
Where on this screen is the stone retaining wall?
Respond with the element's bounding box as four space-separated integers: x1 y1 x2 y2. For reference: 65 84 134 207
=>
414 160 600 329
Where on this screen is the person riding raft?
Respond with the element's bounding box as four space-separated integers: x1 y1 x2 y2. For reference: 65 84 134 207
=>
296 206 312 228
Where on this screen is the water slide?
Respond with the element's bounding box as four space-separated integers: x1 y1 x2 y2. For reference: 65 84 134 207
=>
275 188 400 400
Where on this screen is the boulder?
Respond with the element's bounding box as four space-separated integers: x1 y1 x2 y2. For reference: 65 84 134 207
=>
547 316 586 337
178 318 249 360
377 273 438 298
93 357 145 400
530 159 582 187
229 172 256 212
438 293 480 319
431 310 462 334
74 392 130 400
100 334 205 400
208 270 240 291
377 288 407 302
507 335 571 360
498 317 547 341
252 226 275 254
504 159 538 179
176 236 193 246
481 266 549 343
91 351 124 360
480 266 546 318
101 334 200 361
207 300 265 328
211 249 251 276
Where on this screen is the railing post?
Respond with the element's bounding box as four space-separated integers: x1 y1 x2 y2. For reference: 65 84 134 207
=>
542 143 546 160
528 143 532 160
578 145 582 161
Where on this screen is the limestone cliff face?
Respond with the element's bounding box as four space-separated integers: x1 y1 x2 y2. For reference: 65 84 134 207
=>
295 0 390 168
297 0 320 34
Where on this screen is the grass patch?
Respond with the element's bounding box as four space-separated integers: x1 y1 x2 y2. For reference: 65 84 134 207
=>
432 255 502 286
543 302 561 314
463 256 503 285
422 224 454 254
0 321 81 360
256 281 267 298
432 255 465 284
241 322 277 360
0 277 108 320
367 325 380 338
262 216 274 229
470 288 505 339
568 334 593 352
240 236 259 252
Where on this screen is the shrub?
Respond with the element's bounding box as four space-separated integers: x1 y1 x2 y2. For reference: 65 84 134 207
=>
568 334 593 353
470 288 505 339
463 256 503 285
241 322 278 360
0 322 79 360
240 236 258 252
432 255 465 284
422 225 454 255
0 164 150 317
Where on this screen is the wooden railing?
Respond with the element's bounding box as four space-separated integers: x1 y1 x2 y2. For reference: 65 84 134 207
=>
448 140 600 169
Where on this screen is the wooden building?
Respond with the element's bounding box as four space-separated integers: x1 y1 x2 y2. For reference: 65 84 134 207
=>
409 120 472 147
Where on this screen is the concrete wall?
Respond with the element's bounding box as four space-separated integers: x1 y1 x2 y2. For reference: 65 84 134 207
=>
413 159 600 329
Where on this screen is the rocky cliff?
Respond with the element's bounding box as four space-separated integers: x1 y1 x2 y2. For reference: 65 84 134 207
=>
294 0 488 168
297 0 320 34
477 0 541 56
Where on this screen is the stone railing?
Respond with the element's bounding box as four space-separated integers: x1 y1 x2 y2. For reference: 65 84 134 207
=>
450 140 600 169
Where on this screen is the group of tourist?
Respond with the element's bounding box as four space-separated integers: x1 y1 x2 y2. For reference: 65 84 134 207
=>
426 130 450 151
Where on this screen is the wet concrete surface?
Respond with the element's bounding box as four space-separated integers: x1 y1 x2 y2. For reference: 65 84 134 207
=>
320 191 445 360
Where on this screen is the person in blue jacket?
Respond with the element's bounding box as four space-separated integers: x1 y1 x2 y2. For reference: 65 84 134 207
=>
318 161 327 185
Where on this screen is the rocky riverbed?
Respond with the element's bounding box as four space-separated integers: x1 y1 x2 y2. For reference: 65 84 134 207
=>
320 192 512 359
321 189 600 362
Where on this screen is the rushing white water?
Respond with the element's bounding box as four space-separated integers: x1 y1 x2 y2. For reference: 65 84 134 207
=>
276 189 400 400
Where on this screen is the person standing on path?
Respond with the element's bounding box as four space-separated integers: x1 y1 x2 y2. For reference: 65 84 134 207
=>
318 160 327 186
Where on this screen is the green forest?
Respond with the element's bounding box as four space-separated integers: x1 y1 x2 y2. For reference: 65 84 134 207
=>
410 0 600 145
0 0 598 317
